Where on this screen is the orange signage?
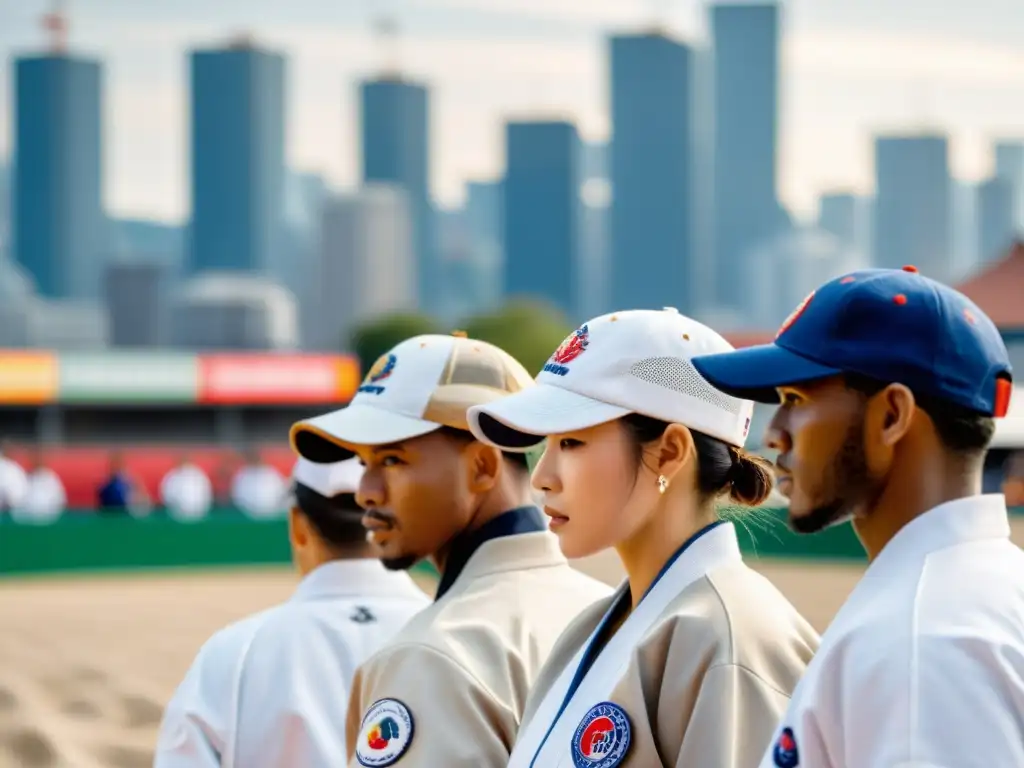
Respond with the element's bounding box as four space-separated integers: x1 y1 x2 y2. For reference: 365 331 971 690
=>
0 351 59 404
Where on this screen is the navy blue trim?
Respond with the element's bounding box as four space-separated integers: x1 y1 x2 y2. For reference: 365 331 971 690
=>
434 506 546 601
527 519 726 768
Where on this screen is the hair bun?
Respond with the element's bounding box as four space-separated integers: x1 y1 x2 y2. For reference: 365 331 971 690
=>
728 449 774 507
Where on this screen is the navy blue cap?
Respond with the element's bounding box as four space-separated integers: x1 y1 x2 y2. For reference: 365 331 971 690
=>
691 267 1014 417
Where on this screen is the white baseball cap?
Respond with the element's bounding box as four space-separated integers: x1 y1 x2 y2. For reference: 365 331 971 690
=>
466 308 755 450
291 457 363 497
290 333 535 463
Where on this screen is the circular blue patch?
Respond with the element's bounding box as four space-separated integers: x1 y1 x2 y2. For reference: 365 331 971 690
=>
355 698 414 767
571 702 631 768
772 726 800 768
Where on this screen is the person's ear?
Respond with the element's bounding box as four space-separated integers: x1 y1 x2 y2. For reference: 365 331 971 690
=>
465 441 502 493
288 507 310 548
652 423 696 484
878 383 915 447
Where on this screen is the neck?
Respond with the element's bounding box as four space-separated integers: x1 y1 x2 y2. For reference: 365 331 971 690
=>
853 453 982 561
430 482 532 574
615 499 712 611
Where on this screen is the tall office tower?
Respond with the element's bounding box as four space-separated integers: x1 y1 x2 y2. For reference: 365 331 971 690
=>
502 121 581 319
977 176 1017 265
359 77 435 310
994 141 1024 226
609 31 695 314
817 193 860 248
188 38 286 275
318 184 416 350
873 135 952 281
710 2 781 309
12 53 104 299
461 180 503 311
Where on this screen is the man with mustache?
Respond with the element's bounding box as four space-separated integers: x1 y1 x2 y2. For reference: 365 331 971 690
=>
692 266 1024 767
290 332 611 768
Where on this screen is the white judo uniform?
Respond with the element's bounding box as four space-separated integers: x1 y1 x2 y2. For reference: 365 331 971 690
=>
154 459 430 767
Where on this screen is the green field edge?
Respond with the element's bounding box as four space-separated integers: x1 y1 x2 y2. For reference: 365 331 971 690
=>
3 507 1021 579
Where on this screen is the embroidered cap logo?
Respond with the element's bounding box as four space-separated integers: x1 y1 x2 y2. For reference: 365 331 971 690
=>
775 292 815 340
544 324 590 377
358 353 397 396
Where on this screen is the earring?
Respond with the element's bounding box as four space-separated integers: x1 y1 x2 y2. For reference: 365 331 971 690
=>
657 475 669 494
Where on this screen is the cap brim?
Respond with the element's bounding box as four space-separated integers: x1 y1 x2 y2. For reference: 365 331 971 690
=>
467 384 630 451
290 403 440 463
691 343 843 403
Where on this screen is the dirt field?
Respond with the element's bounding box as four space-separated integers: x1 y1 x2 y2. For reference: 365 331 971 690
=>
0 553 867 768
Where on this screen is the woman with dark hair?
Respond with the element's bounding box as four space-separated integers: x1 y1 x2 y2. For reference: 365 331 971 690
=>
468 308 819 768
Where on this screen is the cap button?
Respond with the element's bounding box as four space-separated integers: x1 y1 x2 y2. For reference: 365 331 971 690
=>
450 330 468 338
902 265 919 273
662 306 679 313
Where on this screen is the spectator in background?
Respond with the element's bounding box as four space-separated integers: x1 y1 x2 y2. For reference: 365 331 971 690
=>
97 451 151 516
231 447 287 518
13 446 65 523
0 440 28 514
1004 450 1024 507
160 453 212 521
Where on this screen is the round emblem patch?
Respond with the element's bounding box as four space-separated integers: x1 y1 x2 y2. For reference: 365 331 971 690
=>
772 726 800 768
355 698 414 767
571 702 631 768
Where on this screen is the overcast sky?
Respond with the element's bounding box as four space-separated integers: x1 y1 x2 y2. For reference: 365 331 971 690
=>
2 0 1024 223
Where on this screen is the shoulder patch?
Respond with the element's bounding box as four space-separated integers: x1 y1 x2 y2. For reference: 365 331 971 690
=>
772 726 799 767
355 698 414 767
571 701 631 768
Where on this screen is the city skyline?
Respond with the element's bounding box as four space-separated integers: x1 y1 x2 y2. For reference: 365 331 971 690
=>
2 0 1024 223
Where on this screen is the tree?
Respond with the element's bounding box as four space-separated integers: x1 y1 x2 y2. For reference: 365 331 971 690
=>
460 298 574 377
349 312 442 371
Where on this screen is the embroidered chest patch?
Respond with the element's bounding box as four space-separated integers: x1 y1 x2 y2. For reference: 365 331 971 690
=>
571 701 631 768
772 726 799 767
355 698 414 767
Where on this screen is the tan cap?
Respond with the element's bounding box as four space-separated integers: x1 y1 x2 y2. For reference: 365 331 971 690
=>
290 334 534 463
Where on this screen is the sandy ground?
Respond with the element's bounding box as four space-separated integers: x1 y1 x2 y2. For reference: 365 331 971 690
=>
0 554 869 768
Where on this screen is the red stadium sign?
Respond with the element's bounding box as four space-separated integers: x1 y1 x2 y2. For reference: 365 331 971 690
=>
198 354 361 404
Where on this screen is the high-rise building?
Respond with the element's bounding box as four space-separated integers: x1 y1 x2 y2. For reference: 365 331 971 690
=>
609 31 695 314
873 135 952 281
994 141 1024 227
502 120 580 318
817 193 860 248
710 2 781 308
188 39 286 275
12 54 104 299
318 184 416 350
977 176 1017 265
360 77 435 310
105 262 168 347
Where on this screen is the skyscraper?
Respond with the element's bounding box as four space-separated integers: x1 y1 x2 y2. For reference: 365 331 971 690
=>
360 77 434 310
994 141 1024 227
873 135 952 281
977 176 1016 264
710 2 781 308
319 185 415 350
609 31 695 314
12 54 104 299
188 39 286 275
503 121 580 318
817 193 860 248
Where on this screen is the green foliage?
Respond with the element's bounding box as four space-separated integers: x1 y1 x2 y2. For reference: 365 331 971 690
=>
349 312 441 371
459 298 574 376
